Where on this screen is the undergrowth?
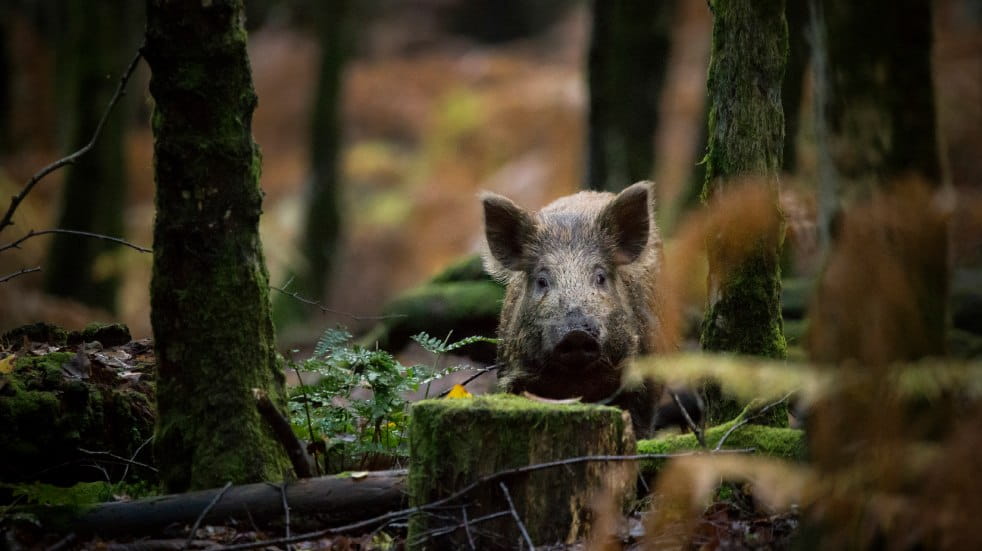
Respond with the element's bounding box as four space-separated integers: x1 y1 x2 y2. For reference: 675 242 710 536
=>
286 328 495 474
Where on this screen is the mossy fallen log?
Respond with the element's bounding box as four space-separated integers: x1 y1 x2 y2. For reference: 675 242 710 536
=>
360 255 504 362
407 394 636 550
638 406 806 476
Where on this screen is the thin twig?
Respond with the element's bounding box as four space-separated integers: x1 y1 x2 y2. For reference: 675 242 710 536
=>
410 510 511 545
121 436 154 482
78 447 159 473
714 392 795 452
270 285 406 321
0 49 142 235
0 266 41 283
462 505 476 550
0 228 151 254
670 391 706 449
184 481 232 550
279 483 292 551
292 366 322 476
499 482 534 550
436 364 501 397
44 532 76 551
208 449 754 551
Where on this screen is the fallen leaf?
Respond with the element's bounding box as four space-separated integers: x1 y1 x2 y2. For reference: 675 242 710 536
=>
0 355 15 374
446 384 473 399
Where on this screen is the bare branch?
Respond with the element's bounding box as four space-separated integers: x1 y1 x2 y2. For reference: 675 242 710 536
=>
670 390 706 448
0 228 151 254
209 449 754 551
270 284 406 321
714 392 795 452
185 481 233 549
499 482 535 550
0 266 41 284
78 447 159 474
0 49 143 235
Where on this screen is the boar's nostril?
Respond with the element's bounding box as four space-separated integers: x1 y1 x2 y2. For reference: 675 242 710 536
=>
553 330 601 367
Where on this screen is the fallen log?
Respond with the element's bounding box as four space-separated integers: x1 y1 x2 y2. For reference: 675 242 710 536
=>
70 470 406 536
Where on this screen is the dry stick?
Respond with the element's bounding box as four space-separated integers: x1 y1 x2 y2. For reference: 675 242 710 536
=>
0 50 142 235
462 505 476 551
436 364 501 397
0 228 151 255
209 449 754 551
0 266 41 284
412 510 512 544
277 483 292 551
713 392 795 452
121 436 155 482
291 367 322 476
270 284 405 321
78 446 158 474
670 391 706 449
254 389 314 478
44 532 76 551
499 482 535 550
183 481 232 551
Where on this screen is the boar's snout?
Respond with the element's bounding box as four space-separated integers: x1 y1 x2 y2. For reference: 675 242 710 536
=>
550 312 601 369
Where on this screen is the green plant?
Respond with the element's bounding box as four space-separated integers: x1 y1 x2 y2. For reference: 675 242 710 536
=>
287 328 496 473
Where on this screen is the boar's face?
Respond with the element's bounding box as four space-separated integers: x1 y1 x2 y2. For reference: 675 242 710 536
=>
482 183 652 401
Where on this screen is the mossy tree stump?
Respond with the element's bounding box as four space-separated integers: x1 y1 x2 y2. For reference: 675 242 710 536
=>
408 394 636 549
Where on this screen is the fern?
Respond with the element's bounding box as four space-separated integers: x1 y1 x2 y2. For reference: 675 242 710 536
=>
313 326 353 358
411 332 497 354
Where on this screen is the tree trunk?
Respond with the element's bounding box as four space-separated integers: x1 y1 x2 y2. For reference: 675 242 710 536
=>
43 0 130 312
586 0 676 192
809 0 947 361
143 0 291 492
699 0 788 359
782 0 809 173
273 1 351 328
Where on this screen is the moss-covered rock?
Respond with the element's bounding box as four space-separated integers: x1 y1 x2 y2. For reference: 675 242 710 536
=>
361 278 504 363
0 351 155 486
408 394 636 549
71 323 132 348
1 323 69 349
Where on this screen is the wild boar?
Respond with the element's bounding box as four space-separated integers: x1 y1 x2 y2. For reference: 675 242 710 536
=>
481 181 665 434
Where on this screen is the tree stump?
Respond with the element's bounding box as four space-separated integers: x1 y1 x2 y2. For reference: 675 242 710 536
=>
407 394 637 549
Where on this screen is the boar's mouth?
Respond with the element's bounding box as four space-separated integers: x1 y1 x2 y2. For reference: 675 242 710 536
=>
550 330 603 371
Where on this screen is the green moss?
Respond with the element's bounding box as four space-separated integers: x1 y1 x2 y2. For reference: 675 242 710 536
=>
2 323 69 348
637 409 805 475
429 254 495 284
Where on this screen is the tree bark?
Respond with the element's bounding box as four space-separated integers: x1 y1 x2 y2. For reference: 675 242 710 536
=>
699 0 788 360
143 0 291 492
586 0 676 192
43 0 131 311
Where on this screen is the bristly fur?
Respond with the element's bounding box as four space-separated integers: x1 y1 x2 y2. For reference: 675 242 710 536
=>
480 181 666 435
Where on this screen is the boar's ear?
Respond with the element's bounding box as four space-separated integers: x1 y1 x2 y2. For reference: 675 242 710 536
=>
481 192 535 272
599 181 652 265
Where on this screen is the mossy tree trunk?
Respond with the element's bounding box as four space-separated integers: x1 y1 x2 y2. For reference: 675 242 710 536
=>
586 0 676 192
812 0 946 359
43 0 133 312
143 0 290 492
273 1 352 328
699 0 788 423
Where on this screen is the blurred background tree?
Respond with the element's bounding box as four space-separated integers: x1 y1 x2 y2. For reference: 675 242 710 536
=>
585 0 676 193
41 0 141 313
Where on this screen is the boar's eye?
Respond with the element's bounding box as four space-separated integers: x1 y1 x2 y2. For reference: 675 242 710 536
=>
594 269 607 288
535 274 550 292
